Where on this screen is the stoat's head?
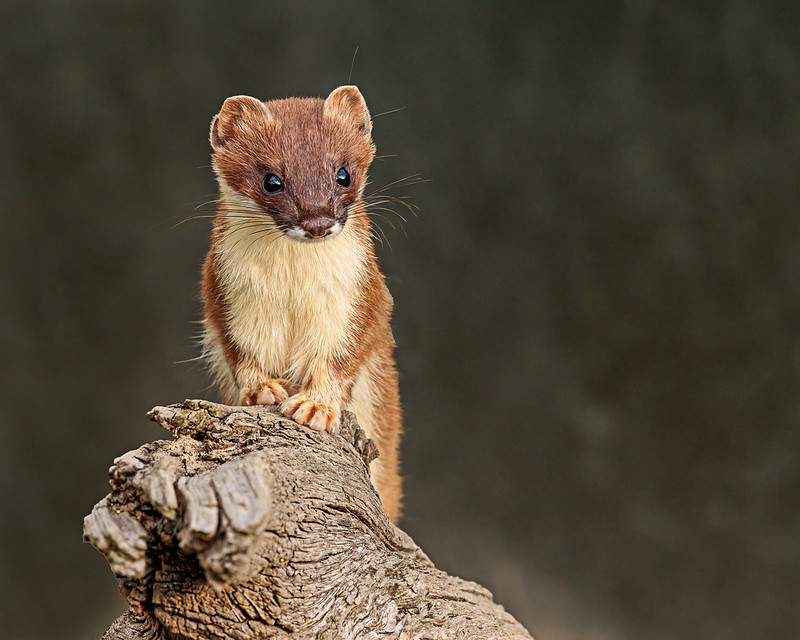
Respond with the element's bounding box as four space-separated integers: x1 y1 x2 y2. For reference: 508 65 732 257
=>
210 86 375 241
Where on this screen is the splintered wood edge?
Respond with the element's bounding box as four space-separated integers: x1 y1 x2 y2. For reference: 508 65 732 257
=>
83 498 148 579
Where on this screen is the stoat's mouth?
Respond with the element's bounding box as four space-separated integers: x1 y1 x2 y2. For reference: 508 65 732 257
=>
284 221 344 242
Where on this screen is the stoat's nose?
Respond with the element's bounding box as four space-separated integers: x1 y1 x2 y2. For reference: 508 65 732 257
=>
301 217 335 238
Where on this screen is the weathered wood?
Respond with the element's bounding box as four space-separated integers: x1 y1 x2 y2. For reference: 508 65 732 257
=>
84 399 533 639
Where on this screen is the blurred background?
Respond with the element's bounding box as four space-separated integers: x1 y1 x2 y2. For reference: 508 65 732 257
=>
1 2 798 638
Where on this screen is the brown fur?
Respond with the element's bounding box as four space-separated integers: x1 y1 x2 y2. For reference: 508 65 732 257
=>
201 87 403 521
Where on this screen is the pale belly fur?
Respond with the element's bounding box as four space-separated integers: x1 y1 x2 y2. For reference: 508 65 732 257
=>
208 216 375 426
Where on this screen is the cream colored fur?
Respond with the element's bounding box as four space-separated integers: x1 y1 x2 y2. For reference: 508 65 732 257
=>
204 180 391 443
212 179 367 382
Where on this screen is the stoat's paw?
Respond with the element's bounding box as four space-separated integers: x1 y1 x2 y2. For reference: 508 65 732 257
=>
241 379 298 406
280 394 340 433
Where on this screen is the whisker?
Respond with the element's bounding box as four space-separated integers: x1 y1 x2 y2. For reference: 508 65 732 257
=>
348 46 359 85
375 222 392 251
365 211 398 230
363 202 415 225
194 197 225 210
365 196 419 217
365 174 429 197
371 106 407 119
173 354 207 365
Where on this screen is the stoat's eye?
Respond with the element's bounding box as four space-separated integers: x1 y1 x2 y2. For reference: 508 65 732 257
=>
335 168 351 187
263 173 283 193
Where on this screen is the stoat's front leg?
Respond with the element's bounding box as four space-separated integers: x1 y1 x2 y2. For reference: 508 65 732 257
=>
280 358 354 433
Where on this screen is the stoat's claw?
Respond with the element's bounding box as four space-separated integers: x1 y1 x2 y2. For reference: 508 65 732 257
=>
241 378 296 406
280 395 340 434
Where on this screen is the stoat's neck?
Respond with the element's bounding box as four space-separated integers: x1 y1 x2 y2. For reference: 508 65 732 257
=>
213 188 372 296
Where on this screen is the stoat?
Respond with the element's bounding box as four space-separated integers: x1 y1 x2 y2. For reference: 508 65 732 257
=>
201 86 402 522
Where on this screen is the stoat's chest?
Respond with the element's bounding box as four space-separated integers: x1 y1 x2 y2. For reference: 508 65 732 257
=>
216 225 366 381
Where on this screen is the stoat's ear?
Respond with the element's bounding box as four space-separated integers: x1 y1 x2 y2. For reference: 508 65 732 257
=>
210 95 271 150
323 85 371 137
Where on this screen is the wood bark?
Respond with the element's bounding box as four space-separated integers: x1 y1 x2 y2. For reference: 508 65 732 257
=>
84 399 533 640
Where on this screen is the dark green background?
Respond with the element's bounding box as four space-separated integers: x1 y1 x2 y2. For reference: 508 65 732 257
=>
1 2 798 638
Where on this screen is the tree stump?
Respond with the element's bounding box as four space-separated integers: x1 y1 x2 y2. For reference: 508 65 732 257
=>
84 399 533 639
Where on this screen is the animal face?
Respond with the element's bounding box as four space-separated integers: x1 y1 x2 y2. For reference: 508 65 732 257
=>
210 86 375 240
